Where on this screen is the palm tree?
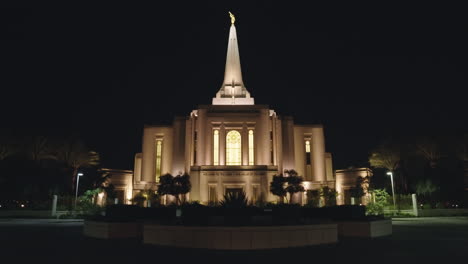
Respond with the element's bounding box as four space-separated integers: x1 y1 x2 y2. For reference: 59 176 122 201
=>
369 143 401 172
54 138 99 193
415 137 441 168
26 136 55 163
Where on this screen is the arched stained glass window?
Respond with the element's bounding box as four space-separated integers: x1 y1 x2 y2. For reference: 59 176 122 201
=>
226 130 241 165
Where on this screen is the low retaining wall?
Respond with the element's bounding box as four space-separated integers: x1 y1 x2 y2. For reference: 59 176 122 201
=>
337 219 392 238
83 221 141 239
417 209 468 217
144 224 337 250
0 210 68 218
385 208 468 217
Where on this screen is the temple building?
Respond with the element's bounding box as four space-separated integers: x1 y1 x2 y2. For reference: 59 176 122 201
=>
130 14 336 204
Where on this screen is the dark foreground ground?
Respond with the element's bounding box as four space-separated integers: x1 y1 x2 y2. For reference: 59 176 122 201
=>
1 217 467 263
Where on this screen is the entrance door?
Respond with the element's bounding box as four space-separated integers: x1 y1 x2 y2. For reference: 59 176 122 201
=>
225 188 244 196
343 189 351 205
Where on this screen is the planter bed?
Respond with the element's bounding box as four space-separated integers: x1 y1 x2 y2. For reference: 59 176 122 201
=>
143 223 337 250
83 220 141 239
336 219 392 238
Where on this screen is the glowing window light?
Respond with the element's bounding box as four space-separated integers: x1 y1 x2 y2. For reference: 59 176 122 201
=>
226 130 241 165
155 140 162 182
305 140 311 165
248 130 254 165
213 130 219 165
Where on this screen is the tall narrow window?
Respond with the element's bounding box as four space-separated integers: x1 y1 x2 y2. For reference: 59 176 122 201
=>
209 185 217 203
270 131 274 164
252 185 259 204
193 131 197 164
213 130 219 165
155 140 162 182
226 130 241 165
248 130 254 165
305 140 311 165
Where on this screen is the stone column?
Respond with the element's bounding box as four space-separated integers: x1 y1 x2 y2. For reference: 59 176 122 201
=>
281 116 295 170
271 115 277 166
220 124 226 165
242 123 248 165
196 109 206 165
141 127 155 182
184 119 193 173
311 127 326 182
275 118 283 173
256 108 270 165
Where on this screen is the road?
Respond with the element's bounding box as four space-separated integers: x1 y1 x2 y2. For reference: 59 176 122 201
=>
0 217 467 263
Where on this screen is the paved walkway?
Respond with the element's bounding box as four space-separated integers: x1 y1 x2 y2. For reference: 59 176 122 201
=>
0 217 467 263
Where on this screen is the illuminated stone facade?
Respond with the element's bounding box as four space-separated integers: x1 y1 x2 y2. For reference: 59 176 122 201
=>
131 22 335 204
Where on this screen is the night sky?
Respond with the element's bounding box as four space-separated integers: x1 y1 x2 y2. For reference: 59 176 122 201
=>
2 3 467 170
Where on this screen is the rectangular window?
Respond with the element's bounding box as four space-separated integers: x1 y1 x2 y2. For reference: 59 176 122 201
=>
155 140 162 182
193 131 197 164
252 185 259 204
209 185 217 203
248 130 254 165
305 140 311 165
270 131 274 164
213 130 219 165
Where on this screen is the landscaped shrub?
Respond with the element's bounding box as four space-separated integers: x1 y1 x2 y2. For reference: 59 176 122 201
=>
219 191 248 208
366 189 390 216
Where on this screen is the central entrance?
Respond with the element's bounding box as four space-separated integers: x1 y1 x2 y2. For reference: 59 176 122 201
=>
225 187 244 196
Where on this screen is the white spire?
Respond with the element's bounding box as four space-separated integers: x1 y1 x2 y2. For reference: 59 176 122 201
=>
213 14 254 105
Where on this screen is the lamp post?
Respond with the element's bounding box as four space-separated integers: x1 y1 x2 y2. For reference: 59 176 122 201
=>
74 172 84 210
386 171 396 210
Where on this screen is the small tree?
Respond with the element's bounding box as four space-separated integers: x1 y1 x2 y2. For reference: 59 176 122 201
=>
270 174 287 203
270 170 305 204
157 173 192 205
350 176 370 204
415 179 438 207
305 190 320 207
320 186 338 206
366 189 390 216
157 173 174 204
173 173 192 205
284 170 305 204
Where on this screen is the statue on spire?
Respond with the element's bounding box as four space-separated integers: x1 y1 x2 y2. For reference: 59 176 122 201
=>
229 11 235 24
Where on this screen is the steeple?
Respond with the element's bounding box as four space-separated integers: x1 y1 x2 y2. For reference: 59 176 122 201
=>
212 12 254 105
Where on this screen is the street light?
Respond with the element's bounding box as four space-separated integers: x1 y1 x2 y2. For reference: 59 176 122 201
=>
74 172 84 210
386 171 396 210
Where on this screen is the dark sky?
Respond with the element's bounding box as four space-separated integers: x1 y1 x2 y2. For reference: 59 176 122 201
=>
2 3 467 170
